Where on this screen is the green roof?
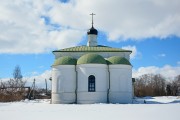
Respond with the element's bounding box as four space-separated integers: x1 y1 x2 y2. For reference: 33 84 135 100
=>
77 53 107 65
53 45 132 52
107 56 131 65
53 56 77 66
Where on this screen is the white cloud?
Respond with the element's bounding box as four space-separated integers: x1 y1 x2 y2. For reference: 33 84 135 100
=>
177 61 180 66
158 53 166 57
133 65 180 79
154 53 166 59
0 0 180 53
25 70 52 89
0 0 84 54
122 45 141 59
1 70 52 89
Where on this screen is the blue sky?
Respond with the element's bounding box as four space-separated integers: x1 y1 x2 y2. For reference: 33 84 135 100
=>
0 0 180 86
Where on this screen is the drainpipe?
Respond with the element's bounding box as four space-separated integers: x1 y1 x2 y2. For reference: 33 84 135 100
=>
107 65 110 103
50 76 52 104
75 65 78 103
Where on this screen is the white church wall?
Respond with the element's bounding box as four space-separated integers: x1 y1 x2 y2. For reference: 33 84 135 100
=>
76 64 108 104
109 65 132 103
51 65 76 104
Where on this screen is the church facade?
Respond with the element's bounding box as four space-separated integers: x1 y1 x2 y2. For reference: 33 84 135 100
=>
51 17 133 104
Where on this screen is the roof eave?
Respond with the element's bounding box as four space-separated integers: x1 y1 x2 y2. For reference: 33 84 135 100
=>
52 50 132 53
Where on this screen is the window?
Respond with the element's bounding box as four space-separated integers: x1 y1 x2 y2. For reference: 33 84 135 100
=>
88 75 95 92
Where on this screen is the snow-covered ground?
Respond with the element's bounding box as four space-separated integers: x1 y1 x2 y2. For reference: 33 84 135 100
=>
0 96 180 120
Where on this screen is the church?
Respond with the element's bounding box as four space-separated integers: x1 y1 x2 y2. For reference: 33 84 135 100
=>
51 14 133 104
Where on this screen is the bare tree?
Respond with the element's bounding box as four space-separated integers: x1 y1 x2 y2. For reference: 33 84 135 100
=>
166 84 172 96
134 74 166 97
0 65 27 102
171 75 180 96
12 65 25 87
134 74 155 96
13 65 23 80
152 74 166 96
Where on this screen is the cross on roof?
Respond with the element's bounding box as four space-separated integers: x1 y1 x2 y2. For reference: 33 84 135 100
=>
90 13 95 27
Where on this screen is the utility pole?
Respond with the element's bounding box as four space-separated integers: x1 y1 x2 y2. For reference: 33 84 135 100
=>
33 78 36 99
27 78 36 100
45 79 47 95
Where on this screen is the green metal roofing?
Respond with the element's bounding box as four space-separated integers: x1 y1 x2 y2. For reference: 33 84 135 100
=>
107 56 131 65
77 53 107 65
53 56 77 66
53 45 132 52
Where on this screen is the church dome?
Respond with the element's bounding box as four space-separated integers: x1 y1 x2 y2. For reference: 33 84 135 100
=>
87 26 98 35
53 56 77 66
77 53 106 65
107 56 131 65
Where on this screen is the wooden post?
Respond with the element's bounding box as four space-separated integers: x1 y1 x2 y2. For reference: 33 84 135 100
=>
45 79 47 95
33 78 35 99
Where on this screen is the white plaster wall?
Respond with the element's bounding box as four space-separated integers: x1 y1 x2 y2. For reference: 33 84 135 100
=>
51 65 76 104
87 34 97 46
76 64 108 104
109 65 132 103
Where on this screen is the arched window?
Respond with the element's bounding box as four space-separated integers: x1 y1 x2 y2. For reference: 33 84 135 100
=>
88 75 95 92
